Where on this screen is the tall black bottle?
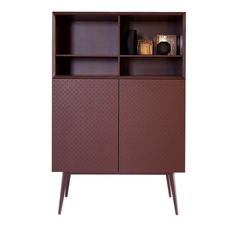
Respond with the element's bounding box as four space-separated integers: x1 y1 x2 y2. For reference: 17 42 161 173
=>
127 30 137 55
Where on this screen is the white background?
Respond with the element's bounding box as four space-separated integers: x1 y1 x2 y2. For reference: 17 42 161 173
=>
0 0 236 235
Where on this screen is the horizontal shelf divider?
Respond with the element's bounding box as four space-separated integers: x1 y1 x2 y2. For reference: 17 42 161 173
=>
119 75 184 80
120 55 182 58
56 54 119 58
53 75 184 80
56 54 182 58
54 75 120 79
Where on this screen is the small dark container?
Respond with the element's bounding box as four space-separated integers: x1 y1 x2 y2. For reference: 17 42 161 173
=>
127 30 137 55
156 41 171 55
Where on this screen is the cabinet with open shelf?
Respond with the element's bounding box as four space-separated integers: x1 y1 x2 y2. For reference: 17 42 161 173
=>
52 12 186 215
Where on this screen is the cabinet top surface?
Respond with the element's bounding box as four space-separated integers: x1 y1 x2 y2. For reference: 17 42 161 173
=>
53 12 186 15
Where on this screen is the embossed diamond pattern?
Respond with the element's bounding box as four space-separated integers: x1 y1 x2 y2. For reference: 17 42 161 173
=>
119 80 185 173
52 79 118 173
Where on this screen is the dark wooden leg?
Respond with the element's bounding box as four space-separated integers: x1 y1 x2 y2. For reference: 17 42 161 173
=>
169 173 178 215
166 174 172 197
65 174 71 197
58 172 67 215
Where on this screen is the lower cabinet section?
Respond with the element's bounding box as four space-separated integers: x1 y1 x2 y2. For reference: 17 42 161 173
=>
52 79 119 173
119 80 185 173
53 79 185 173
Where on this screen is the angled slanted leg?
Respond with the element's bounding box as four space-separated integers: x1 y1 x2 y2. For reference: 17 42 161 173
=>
169 173 178 215
166 174 172 197
58 172 67 214
65 174 71 197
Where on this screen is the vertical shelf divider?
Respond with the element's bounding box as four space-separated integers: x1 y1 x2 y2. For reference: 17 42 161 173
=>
117 15 120 172
182 13 186 78
52 13 56 77
118 15 121 76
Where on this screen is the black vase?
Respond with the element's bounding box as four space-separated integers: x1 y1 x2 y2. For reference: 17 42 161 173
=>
127 30 137 55
156 41 171 55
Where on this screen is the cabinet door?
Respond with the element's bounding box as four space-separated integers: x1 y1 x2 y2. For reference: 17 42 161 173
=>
119 80 185 173
52 79 118 173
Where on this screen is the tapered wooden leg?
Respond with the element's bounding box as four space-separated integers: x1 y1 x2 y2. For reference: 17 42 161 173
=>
65 174 71 197
166 174 172 197
169 173 178 215
58 172 67 215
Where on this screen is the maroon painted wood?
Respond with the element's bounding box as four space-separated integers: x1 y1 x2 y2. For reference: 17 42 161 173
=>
65 174 71 197
56 15 118 55
119 79 185 173
56 57 118 75
52 79 119 173
120 57 182 76
52 12 186 215
166 175 172 197
53 12 185 77
120 15 183 55
58 172 67 214
169 173 178 215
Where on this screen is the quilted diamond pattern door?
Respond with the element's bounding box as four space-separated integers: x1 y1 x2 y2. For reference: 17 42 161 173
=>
52 79 118 173
119 79 185 173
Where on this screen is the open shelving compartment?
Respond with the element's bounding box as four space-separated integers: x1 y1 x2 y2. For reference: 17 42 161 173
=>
54 14 119 76
53 12 185 78
119 14 185 77
56 56 118 76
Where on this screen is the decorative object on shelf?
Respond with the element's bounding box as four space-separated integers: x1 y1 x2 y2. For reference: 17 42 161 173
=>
127 30 137 55
156 41 171 55
155 35 177 55
138 39 153 55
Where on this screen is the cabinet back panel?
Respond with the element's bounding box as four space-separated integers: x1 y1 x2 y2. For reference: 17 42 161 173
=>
56 58 118 75
120 58 182 76
56 18 118 55
120 18 183 54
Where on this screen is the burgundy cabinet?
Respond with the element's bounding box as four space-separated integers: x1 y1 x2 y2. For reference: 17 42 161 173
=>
119 80 185 173
53 12 186 215
52 79 118 173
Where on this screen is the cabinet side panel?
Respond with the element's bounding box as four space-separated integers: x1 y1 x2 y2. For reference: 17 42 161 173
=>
119 80 185 173
52 79 118 173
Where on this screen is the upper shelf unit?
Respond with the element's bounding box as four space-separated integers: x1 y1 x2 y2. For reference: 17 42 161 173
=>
53 12 185 77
